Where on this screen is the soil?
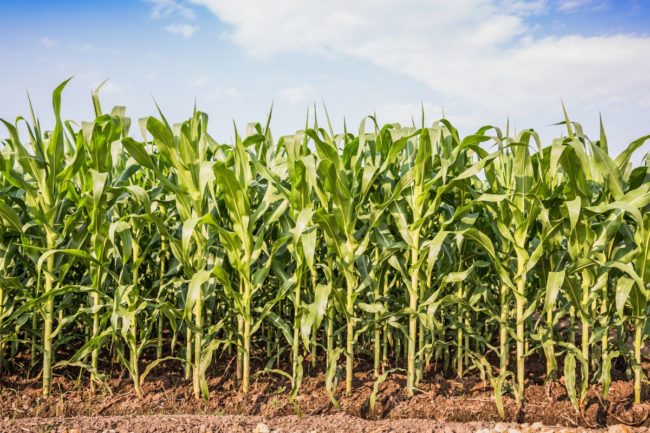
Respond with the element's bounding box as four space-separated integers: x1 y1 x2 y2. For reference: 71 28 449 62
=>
1 355 649 432
1 372 650 431
1 414 645 433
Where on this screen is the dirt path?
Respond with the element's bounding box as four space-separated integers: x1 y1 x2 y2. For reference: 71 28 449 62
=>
0 414 642 433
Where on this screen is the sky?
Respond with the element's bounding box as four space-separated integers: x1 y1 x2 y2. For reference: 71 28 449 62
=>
0 0 649 161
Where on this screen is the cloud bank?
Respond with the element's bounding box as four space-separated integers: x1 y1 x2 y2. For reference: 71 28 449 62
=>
189 0 650 136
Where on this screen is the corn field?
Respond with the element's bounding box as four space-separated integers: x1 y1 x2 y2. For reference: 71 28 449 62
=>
0 81 648 415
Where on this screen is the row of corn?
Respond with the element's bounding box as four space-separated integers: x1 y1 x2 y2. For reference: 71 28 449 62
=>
0 80 648 416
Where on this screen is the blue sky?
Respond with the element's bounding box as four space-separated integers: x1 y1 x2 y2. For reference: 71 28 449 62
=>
0 0 648 160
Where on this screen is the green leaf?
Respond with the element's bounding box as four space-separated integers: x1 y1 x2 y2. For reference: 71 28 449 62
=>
543 270 565 314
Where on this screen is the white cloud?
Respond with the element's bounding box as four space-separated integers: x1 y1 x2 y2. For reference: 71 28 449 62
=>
40 37 59 47
146 0 196 19
189 1 539 58
556 0 606 12
189 0 650 136
280 85 312 104
501 0 547 15
165 23 199 38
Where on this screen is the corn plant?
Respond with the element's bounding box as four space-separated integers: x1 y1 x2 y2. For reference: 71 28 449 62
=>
0 79 87 396
0 80 647 415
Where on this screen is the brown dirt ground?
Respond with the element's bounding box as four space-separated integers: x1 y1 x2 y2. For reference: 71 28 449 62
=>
1 414 645 433
1 371 650 428
1 354 649 432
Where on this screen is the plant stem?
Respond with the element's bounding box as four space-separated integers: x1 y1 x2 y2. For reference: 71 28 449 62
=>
185 324 192 381
157 240 166 360
382 276 391 369
326 306 333 359
236 315 243 381
418 282 426 379
242 277 251 393
569 306 576 345
90 265 101 394
42 230 55 398
292 266 302 383
601 280 608 372
311 271 318 369
546 305 555 378
192 279 203 399
325 256 335 375
500 284 509 373
345 270 355 396
373 306 381 378
373 263 382 378
457 283 464 378
581 271 590 386
0 285 4 370
515 259 526 406
634 323 643 404
132 243 142 398
407 244 419 396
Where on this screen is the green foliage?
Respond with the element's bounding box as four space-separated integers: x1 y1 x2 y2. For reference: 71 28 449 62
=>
0 80 648 415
